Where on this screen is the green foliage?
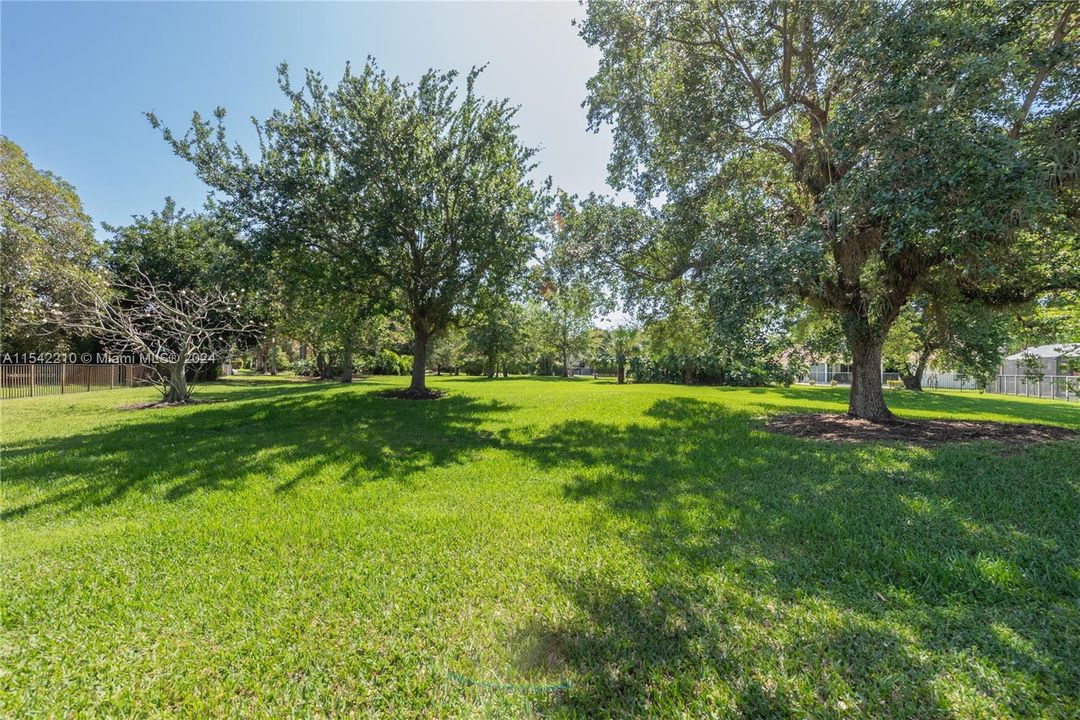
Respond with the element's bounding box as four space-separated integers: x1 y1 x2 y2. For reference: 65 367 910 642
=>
934 304 1015 386
429 326 467 373
1018 352 1047 384
504 300 554 375
105 198 238 291
637 283 708 354
604 326 641 364
0 137 103 352
596 277 801 387
629 352 795 387
290 357 318 377
881 285 1013 389
361 349 412 377
293 347 411 377
1014 291 1080 345
533 226 607 376
787 308 847 380
463 292 527 377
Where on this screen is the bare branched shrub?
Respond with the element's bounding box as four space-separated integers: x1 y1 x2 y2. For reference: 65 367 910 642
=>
68 269 259 403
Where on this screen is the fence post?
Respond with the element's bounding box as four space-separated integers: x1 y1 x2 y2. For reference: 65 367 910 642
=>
29 364 35 397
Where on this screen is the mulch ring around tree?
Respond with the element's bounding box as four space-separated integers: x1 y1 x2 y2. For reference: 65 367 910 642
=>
765 412 1080 447
375 388 447 401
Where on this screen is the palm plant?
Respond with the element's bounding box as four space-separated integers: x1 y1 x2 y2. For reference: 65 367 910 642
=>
609 326 641 385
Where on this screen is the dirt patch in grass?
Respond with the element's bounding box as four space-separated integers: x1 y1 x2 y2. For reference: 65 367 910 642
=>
375 388 447 400
765 412 1080 447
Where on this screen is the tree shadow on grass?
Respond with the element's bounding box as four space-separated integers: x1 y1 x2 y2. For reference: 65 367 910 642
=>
189 377 359 403
2 383 515 520
508 397 1080 717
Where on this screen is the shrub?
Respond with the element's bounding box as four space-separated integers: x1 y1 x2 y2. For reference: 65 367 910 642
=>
628 353 795 387
361 349 413 376
292 359 319 377
460 357 487 376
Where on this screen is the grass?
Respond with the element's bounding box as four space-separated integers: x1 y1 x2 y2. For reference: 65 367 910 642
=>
2 376 1078 718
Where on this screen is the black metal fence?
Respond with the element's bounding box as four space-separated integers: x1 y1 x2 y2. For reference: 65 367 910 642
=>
0 364 153 400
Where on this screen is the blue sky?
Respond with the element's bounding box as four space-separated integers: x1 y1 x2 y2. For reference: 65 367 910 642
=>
2 1 622 238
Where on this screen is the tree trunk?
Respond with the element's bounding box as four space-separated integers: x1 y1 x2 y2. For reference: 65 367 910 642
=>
317 351 329 380
341 337 354 383
410 323 428 392
162 362 188 403
617 358 626 384
562 349 570 378
846 330 894 421
486 348 496 378
269 337 277 376
900 349 931 391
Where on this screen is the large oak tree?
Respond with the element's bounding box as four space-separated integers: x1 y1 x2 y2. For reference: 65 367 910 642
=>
580 0 1079 419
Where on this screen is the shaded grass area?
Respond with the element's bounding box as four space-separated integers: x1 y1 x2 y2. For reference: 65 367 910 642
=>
2 377 1078 717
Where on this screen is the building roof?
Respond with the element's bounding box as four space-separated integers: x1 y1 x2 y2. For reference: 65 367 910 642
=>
1005 343 1080 360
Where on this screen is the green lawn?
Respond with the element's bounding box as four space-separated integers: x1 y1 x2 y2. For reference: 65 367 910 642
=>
2 377 1078 718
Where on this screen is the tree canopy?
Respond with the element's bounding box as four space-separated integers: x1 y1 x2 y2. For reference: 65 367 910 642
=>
1 137 103 353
